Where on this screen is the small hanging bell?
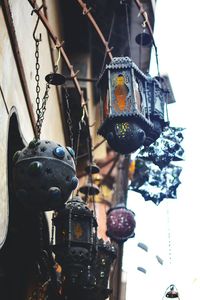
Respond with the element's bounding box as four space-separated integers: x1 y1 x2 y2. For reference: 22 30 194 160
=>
135 32 152 47
79 163 101 196
45 72 66 86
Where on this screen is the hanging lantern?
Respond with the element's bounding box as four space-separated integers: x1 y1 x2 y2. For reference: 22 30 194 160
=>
52 195 97 289
165 284 180 299
143 75 168 145
129 160 182 205
13 139 79 211
98 56 155 154
93 239 117 300
106 203 136 243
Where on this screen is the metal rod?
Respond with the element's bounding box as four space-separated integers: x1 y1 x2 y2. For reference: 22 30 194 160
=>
75 0 113 60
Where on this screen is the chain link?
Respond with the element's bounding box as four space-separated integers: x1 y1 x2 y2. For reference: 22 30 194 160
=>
34 39 50 140
63 87 74 148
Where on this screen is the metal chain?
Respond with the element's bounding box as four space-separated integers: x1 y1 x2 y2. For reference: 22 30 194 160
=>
34 39 50 140
35 39 41 139
63 86 74 148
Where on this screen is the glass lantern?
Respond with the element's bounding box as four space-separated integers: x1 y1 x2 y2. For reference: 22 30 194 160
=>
98 56 154 154
52 195 97 286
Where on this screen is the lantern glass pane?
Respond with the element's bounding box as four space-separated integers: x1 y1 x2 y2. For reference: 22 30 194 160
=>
110 71 134 115
72 218 90 242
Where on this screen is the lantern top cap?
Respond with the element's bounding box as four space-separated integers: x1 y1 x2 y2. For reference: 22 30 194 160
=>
105 56 151 81
54 196 94 218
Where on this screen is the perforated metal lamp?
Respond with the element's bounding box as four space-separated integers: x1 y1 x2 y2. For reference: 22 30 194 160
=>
52 195 97 287
13 139 78 211
106 203 136 243
98 56 155 154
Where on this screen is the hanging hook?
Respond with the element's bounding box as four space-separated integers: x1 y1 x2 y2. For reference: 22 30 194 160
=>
54 41 65 72
31 5 44 42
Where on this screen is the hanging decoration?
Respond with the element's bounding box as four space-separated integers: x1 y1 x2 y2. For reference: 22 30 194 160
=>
164 284 180 299
13 13 78 211
98 56 167 154
79 163 101 198
52 195 98 286
138 127 185 169
45 42 66 86
129 160 182 205
106 203 136 243
135 18 152 47
90 238 117 300
13 140 78 211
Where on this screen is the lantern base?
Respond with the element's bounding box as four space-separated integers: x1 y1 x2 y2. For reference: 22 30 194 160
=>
98 114 153 154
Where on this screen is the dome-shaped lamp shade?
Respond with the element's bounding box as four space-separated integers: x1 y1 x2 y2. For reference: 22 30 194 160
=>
106 204 136 243
13 139 78 211
135 32 152 47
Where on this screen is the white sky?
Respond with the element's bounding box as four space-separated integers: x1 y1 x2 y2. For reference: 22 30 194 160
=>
123 1 200 299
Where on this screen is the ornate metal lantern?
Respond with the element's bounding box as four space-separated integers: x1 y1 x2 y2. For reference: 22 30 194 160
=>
106 203 136 243
13 139 78 211
52 195 98 289
98 56 154 154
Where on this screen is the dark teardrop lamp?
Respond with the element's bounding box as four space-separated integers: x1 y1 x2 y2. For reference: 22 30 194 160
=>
98 57 167 154
13 139 78 211
106 203 136 243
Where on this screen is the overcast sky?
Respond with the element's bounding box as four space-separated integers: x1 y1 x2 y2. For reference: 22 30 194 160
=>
123 1 200 299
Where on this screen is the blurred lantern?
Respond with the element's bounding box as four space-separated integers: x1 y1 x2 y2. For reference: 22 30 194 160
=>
93 239 117 300
13 139 78 211
98 56 155 154
144 76 168 146
138 127 185 169
129 159 149 190
106 203 136 243
165 284 180 299
52 195 98 290
135 22 152 47
79 163 100 198
129 160 182 205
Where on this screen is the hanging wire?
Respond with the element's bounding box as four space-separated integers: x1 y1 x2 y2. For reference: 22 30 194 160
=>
63 86 74 148
99 12 115 76
124 1 132 57
166 208 173 267
135 0 161 76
